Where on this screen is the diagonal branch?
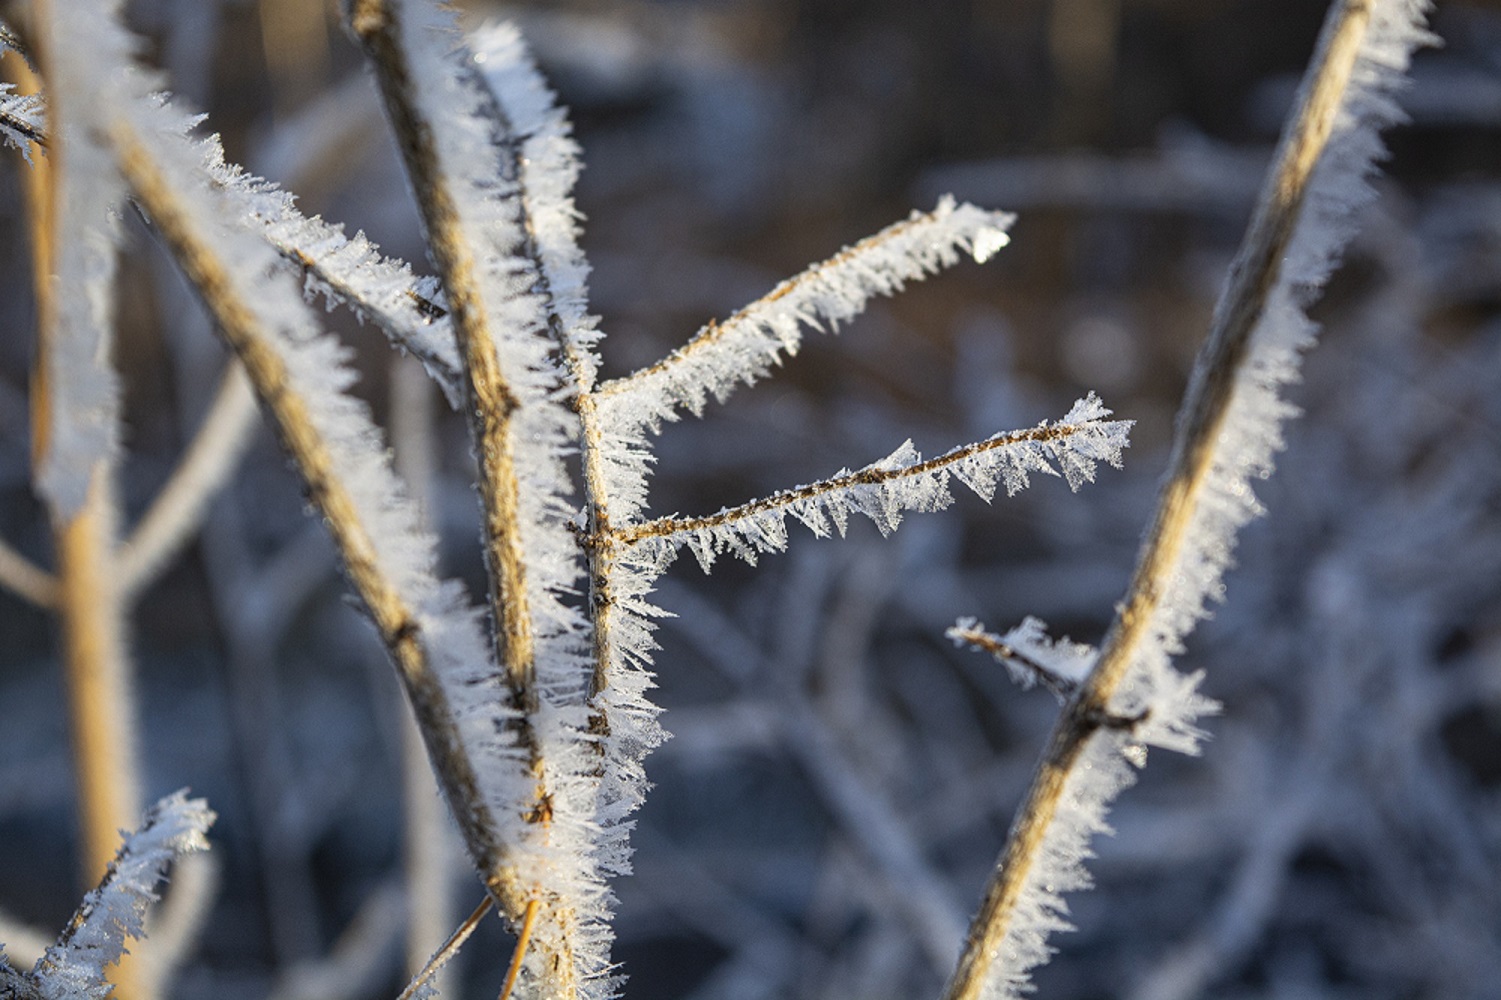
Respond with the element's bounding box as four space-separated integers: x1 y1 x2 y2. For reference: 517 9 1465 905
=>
593 197 1013 432
946 618 1094 703
0 539 57 608
118 361 259 604
0 75 463 400
105 103 528 932
940 3 1434 999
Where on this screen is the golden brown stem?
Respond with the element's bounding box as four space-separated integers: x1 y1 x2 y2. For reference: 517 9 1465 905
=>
940 5 1375 1000
346 9 578 991
395 896 494 1000
109 121 528 916
18 17 144 999
497 897 540 1000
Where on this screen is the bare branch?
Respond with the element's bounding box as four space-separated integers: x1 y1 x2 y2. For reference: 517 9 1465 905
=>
0 539 57 608
118 361 259 603
395 897 493 1000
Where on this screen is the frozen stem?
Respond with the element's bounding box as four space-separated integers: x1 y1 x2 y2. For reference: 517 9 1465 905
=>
941 4 1397 999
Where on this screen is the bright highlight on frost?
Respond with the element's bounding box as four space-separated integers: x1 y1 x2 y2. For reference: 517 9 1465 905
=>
0 792 215 1000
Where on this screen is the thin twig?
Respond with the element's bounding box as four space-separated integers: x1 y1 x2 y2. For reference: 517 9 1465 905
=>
593 201 996 402
940 5 1380 999
497 897 539 1000
118 361 259 603
947 622 1081 703
0 538 57 607
617 418 1105 546
395 896 494 1000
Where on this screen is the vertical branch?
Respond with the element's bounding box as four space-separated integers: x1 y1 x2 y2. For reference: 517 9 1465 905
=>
941 3 1429 999
348 0 540 742
17 11 142 998
348 7 607 997
390 356 460 991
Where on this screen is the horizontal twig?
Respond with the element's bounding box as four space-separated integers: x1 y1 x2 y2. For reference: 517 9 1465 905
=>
0 538 57 608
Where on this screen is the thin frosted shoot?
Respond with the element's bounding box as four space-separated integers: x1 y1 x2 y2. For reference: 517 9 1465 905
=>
620 394 1131 574
596 197 1015 434
948 617 1097 702
30 791 214 1000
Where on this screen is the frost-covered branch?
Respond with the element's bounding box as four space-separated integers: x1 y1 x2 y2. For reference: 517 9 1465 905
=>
470 21 667 897
0 66 464 402
30 791 214 1000
61 8 542 974
199 143 464 402
27 21 144 990
942 4 1435 999
618 395 1130 572
350 3 607 994
947 617 1096 703
0 84 44 159
594 197 1013 432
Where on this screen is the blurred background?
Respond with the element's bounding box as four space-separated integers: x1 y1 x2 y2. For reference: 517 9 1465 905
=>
2 1 1501 998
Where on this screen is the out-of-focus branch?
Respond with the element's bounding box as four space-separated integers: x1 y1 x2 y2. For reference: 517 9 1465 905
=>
118 361 259 603
0 538 56 607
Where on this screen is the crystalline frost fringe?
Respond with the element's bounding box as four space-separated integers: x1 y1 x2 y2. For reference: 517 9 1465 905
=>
966 4 1435 999
30 791 214 1000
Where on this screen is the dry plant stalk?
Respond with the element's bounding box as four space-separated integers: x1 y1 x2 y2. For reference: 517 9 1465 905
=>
0 0 1431 998
943 2 1431 997
13 15 143 1000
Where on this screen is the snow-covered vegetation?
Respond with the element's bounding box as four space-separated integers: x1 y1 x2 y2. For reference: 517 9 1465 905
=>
2 1 1497 999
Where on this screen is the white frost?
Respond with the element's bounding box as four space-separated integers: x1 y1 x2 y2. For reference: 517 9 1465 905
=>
967 4 1436 999
30 791 214 1000
635 394 1130 574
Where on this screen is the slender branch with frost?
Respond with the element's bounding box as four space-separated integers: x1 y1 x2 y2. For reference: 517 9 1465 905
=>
350 2 607 993
593 197 1013 433
941 4 1435 999
0 83 43 158
56 4 546 975
0 62 464 402
28 791 215 1000
947 618 1097 703
467 21 667 898
617 395 1130 572
117 362 259 604
25 28 144 1000
199 142 464 401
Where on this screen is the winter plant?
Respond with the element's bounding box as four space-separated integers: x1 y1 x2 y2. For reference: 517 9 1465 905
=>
0 0 1433 999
